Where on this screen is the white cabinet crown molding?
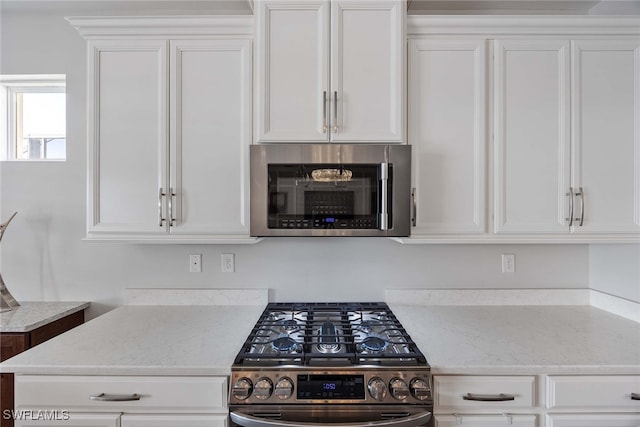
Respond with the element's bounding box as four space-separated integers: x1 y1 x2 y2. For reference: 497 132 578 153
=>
66 16 254 38
407 15 640 36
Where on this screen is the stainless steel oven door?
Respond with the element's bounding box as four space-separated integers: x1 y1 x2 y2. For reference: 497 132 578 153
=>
229 405 431 427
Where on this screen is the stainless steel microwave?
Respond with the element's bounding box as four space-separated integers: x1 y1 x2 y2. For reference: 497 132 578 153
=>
250 144 411 237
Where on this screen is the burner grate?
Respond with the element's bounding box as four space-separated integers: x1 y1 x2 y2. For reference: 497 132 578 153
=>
234 302 427 367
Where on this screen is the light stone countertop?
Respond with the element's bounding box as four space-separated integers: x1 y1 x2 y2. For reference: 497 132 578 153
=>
0 302 90 333
390 303 640 375
0 304 264 375
1 299 639 376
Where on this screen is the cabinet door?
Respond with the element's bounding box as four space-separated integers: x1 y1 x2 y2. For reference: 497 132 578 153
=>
169 39 252 235
493 39 571 234
121 414 226 427
408 39 486 235
435 414 536 427
15 413 120 427
87 40 169 236
571 40 640 234
330 0 404 143
546 414 640 427
255 0 329 142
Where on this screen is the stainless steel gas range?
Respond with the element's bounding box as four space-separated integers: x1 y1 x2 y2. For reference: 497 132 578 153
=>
229 302 432 427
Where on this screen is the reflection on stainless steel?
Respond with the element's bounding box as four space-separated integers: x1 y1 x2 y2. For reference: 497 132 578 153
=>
230 405 431 427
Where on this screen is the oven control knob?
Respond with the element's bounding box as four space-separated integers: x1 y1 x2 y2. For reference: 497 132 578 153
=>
410 378 432 401
274 377 294 400
368 377 388 401
254 378 274 400
231 378 253 401
389 378 410 400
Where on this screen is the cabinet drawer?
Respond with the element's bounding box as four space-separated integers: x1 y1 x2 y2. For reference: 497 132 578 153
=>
15 375 227 413
547 375 640 409
435 414 536 427
434 376 536 410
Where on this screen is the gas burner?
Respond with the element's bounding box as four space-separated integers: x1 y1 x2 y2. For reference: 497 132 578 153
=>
356 320 377 333
361 335 387 352
317 321 342 354
272 336 298 353
281 319 300 331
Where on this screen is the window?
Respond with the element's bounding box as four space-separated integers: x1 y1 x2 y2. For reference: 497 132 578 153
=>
1 75 66 160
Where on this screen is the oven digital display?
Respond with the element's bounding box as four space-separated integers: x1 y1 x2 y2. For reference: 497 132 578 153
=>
297 375 365 400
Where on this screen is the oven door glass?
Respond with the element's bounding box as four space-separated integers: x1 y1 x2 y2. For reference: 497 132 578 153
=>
267 163 389 231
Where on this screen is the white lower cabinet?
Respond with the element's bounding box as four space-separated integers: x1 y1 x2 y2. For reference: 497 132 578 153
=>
546 375 640 426
435 414 536 426
121 414 227 427
14 375 229 427
546 414 640 427
14 413 120 427
434 376 538 426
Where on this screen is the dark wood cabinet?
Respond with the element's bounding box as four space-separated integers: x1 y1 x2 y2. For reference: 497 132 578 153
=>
1 309 85 427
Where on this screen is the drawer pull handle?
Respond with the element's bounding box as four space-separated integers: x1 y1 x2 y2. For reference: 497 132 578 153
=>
463 393 515 402
90 393 141 402
632 392 640 400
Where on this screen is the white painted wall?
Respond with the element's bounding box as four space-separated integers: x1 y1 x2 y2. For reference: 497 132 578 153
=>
0 4 614 320
590 245 640 303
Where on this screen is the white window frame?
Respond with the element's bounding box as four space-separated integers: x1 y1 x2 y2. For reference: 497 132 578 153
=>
0 74 66 161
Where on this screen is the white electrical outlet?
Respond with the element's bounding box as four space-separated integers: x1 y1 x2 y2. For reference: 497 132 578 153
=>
189 254 202 273
502 253 515 273
222 253 235 273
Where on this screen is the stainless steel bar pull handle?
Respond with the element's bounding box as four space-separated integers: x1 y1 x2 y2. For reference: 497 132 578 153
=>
565 187 574 227
332 91 338 133
322 91 328 133
158 188 166 227
463 393 515 402
411 188 417 227
576 187 585 226
90 393 141 402
380 163 389 231
631 392 640 400
169 187 176 227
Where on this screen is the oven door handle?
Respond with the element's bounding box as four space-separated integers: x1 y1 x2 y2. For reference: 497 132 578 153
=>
230 411 431 427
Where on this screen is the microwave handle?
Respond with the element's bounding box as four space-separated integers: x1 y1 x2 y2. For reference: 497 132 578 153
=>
379 163 389 231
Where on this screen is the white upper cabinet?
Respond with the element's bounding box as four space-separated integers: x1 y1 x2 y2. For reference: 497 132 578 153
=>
169 39 252 237
493 39 571 234
87 39 169 236
72 17 256 242
571 40 640 235
495 38 640 237
255 0 405 143
408 39 487 235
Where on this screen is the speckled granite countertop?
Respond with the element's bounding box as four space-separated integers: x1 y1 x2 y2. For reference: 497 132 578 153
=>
390 304 640 375
1 294 639 376
0 302 90 333
0 304 264 376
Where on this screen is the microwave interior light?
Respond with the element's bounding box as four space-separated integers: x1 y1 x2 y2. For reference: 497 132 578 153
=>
311 168 353 182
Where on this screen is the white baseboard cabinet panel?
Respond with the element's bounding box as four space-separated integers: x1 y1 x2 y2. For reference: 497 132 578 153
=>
546 413 640 427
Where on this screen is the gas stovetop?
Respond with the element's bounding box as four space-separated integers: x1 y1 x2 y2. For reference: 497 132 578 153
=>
230 303 431 407
233 302 428 367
